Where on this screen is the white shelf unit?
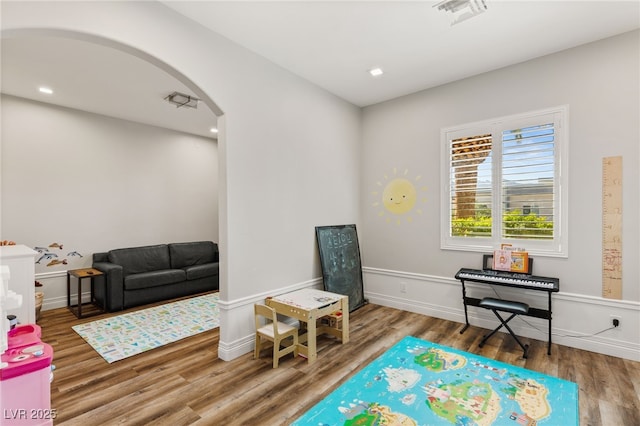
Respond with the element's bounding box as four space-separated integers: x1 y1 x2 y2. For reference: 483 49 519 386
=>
0 245 37 324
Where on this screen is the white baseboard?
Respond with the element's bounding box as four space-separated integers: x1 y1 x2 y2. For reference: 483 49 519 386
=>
218 334 255 362
37 268 639 362
364 267 640 362
43 295 71 311
216 278 324 360
37 270 93 311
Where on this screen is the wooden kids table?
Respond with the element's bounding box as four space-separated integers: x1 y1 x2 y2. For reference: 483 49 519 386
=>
266 288 349 364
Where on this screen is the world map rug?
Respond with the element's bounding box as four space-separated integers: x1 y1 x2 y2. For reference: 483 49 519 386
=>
293 336 578 426
72 292 219 363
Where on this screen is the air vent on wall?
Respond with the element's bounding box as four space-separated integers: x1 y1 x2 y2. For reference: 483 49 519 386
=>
434 0 487 26
164 91 200 109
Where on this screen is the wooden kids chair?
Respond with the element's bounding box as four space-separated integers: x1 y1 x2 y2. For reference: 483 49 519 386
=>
254 304 299 368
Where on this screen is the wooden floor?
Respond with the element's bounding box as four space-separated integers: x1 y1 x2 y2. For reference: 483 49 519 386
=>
37 297 639 425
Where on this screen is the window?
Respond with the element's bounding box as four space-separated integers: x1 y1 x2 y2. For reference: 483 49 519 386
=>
440 106 568 257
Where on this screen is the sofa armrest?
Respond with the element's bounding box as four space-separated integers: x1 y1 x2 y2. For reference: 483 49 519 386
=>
92 261 124 311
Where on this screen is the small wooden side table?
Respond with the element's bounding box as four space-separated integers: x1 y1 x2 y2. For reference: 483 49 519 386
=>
67 268 105 319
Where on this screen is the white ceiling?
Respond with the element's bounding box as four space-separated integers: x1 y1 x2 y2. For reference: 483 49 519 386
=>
1 36 220 139
2 1 638 138
164 0 640 107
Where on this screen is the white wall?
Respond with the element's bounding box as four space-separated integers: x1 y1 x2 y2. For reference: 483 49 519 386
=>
4 2 636 362
360 31 640 360
1 94 219 308
1 1 361 360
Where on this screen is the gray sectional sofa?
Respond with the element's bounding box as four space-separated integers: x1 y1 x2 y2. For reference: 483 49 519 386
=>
92 241 219 311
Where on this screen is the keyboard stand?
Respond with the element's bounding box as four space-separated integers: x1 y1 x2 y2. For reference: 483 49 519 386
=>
457 271 556 355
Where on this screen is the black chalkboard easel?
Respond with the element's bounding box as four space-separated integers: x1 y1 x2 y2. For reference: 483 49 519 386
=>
315 224 365 312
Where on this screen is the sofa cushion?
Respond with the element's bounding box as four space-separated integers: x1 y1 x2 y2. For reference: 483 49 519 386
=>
184 263 220 280
124 269 186 291
108 244 171 276
93 252 109 263
169 241 218 269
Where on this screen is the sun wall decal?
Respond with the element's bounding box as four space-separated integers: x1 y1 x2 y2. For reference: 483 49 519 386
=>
372 168 427 225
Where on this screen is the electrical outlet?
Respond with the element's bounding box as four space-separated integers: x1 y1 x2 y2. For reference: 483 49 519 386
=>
400 282 407 293
610 315 621 329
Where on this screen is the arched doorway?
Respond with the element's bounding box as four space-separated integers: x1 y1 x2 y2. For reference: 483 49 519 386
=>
1 28 226 333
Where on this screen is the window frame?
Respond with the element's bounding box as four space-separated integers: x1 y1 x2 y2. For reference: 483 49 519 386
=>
440 105 569 258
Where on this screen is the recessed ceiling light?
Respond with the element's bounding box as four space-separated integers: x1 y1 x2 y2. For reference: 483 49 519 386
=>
369 67 384 77
210 128 218 134
39 87 53 95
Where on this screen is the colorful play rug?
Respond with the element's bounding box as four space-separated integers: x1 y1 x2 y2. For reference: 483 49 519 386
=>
293 336 578 426
72 293 219 363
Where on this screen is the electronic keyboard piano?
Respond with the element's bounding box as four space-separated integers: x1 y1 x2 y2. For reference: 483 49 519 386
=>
455 268 559 292
456 266 560 355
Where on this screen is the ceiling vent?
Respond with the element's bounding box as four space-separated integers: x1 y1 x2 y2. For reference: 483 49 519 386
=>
164 91 200 109
434 0 487 26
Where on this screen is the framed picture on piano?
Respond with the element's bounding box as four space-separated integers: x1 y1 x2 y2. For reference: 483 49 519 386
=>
483 254 533 274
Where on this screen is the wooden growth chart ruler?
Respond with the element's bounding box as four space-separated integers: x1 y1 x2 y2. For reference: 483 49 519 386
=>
602 156 622 299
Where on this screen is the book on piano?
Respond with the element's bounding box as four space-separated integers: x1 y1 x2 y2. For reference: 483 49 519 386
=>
492 245 530 273
486 253 531 274
510 251 529 273
492 249 511 271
